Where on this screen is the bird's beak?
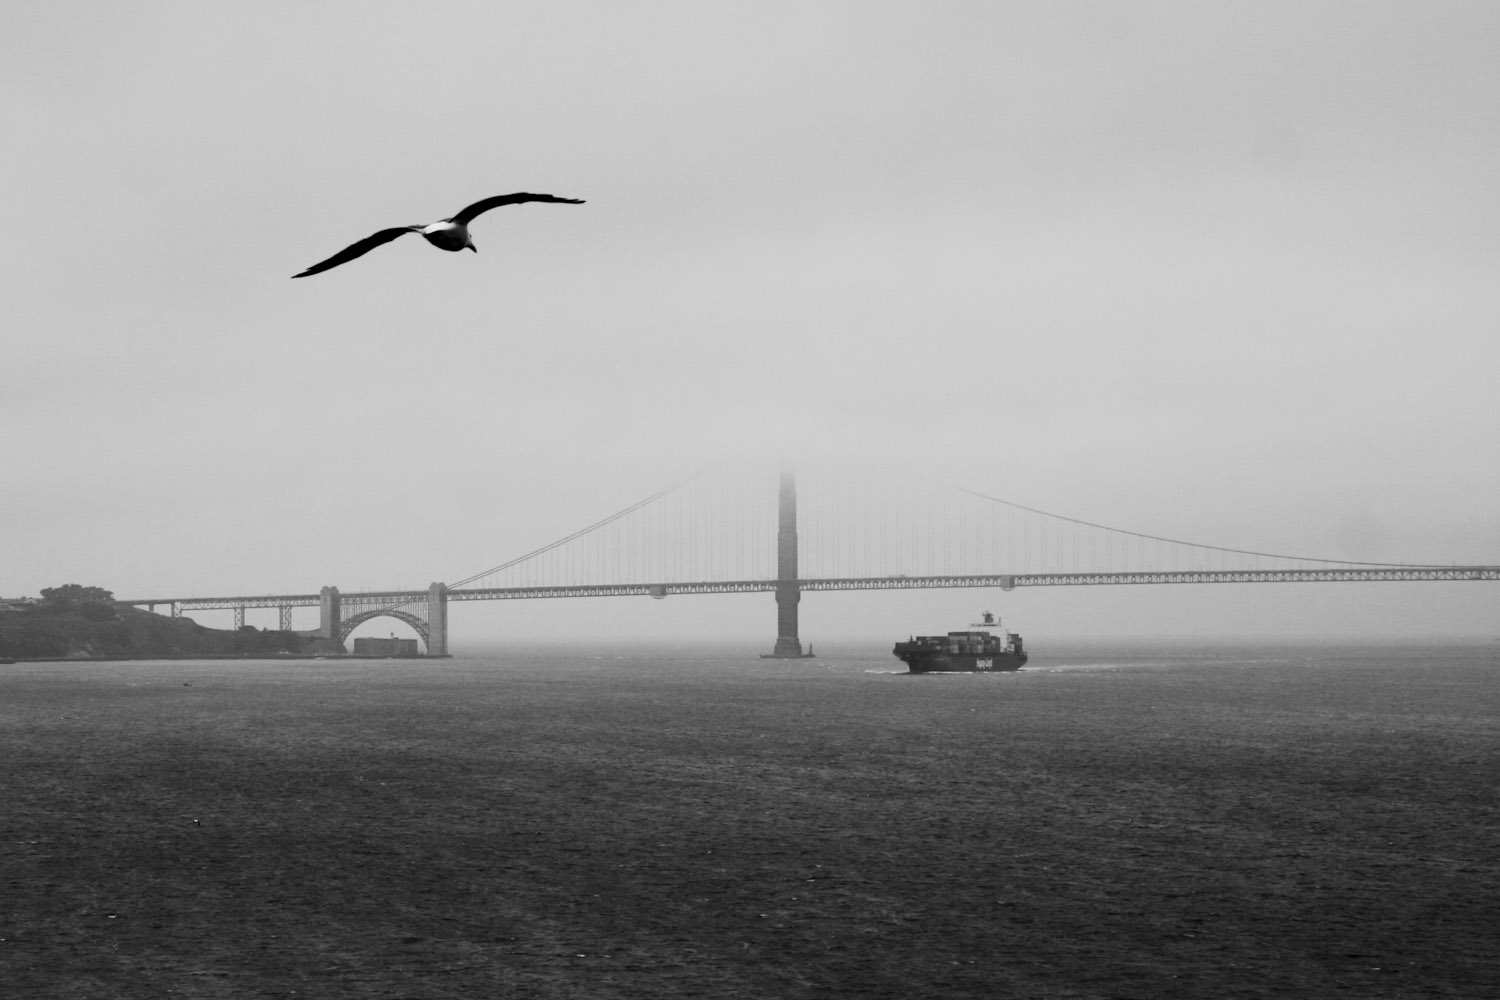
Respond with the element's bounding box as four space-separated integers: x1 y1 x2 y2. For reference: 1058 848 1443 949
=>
467 245 478 253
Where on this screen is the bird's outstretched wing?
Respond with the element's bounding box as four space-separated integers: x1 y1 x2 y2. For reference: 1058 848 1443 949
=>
451 193 585 226
292 226 419 278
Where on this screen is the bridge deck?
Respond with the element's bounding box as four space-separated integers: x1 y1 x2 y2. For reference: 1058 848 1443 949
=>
120 566 1500 611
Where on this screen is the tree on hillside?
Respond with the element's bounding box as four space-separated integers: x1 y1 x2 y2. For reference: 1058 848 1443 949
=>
40 584 115 605
39 584 117 618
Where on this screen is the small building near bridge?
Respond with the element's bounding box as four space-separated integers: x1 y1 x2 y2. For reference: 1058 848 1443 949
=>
352 636 420 657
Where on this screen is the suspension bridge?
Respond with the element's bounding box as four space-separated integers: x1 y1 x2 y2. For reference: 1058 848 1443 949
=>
120 468 1499 655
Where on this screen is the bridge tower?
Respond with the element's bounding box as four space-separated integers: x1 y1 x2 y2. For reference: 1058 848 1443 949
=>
319 586 341 642
426 581 448 656
767 468 810 658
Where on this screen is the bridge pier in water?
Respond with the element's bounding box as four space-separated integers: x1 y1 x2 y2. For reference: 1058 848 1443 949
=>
767 468 811 658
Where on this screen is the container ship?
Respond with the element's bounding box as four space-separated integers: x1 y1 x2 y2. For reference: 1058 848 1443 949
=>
892 612 1026 673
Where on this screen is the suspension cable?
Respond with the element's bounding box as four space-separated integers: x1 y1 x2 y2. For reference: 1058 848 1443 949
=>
449 469 711 589
951 484 1444 569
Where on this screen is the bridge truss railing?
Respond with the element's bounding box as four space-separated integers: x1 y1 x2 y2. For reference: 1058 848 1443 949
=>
440 564 1499 602
118 563 1500 621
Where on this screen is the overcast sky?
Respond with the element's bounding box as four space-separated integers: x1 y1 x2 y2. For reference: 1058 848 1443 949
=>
4 2 1497 642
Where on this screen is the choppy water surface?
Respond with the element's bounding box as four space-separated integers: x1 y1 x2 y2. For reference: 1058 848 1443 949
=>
3 635 1497 999
469 634 1499 679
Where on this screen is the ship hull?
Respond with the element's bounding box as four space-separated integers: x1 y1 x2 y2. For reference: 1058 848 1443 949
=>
894 650 1027 674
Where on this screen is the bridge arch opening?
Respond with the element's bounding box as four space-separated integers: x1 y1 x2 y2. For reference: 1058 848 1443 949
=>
340 610 433 653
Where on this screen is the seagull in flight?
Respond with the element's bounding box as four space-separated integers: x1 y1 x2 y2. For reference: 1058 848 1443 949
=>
292 192 585 278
